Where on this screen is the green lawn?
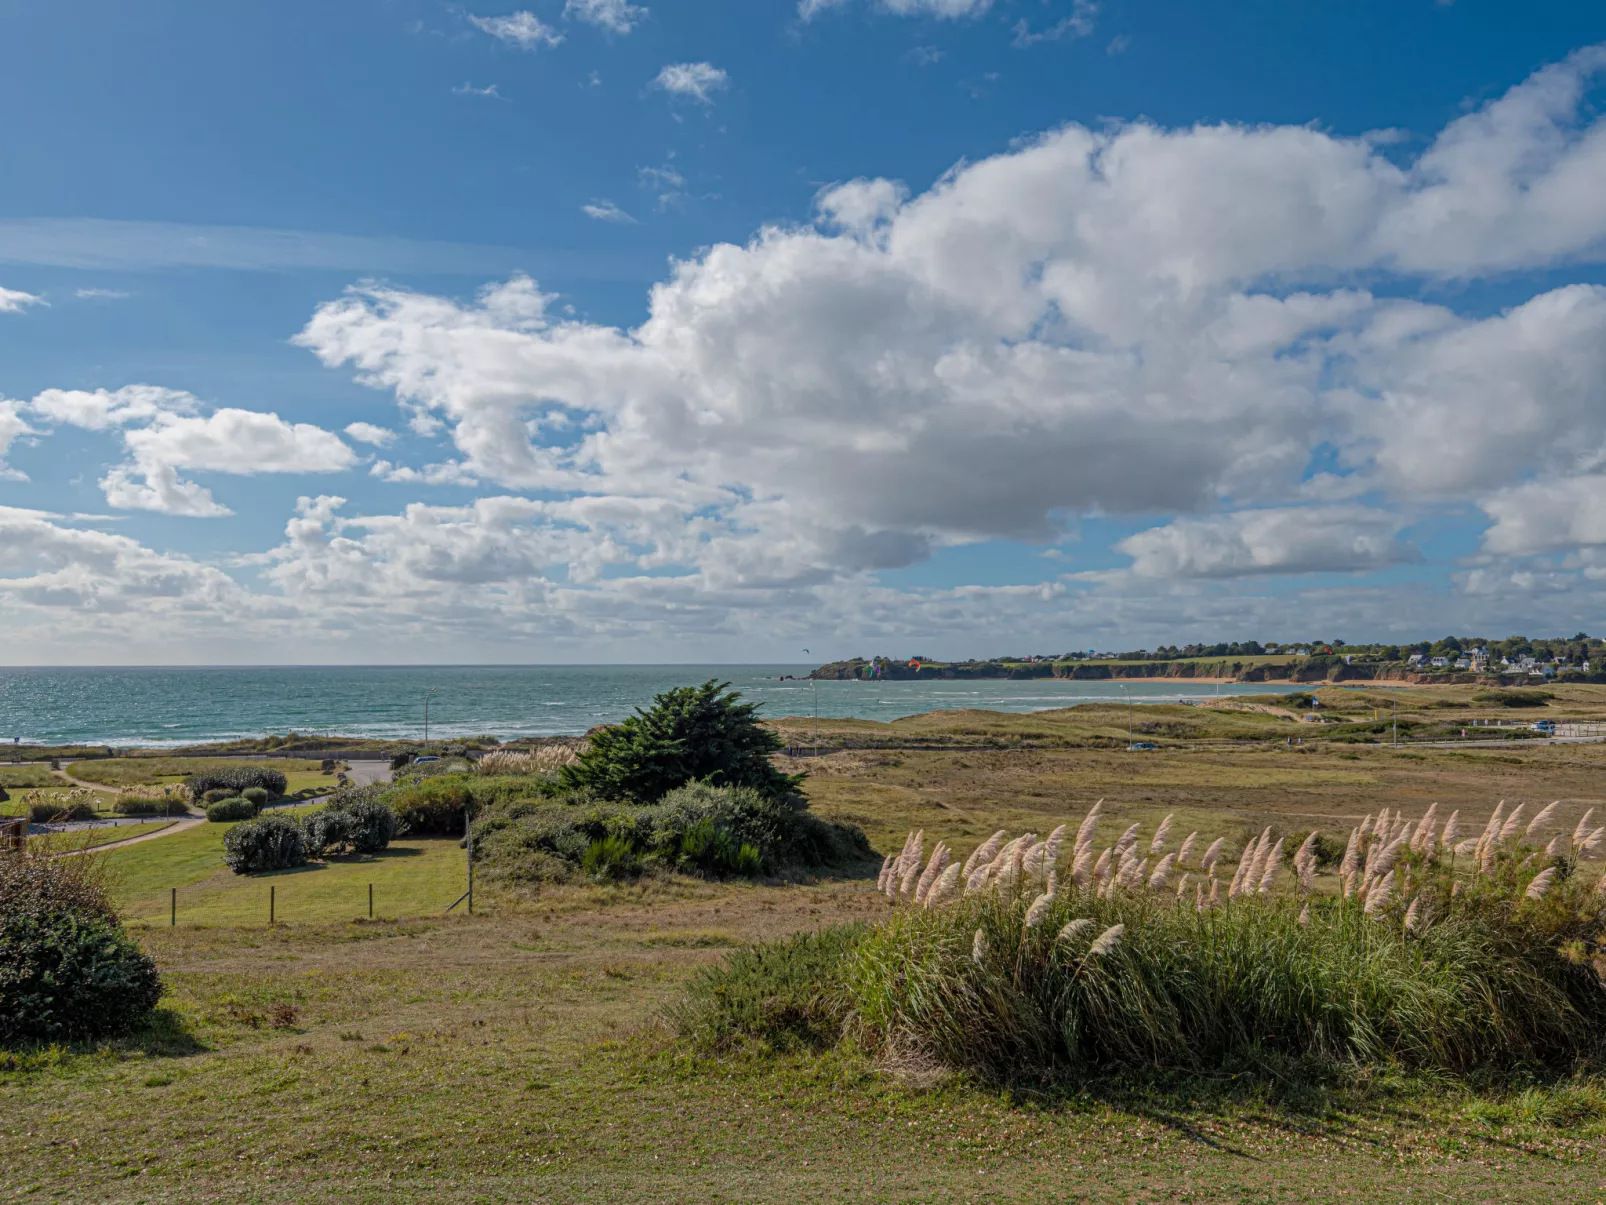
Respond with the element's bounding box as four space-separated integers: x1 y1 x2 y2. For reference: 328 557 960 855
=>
102 814 469 927
67 756 328 788
33 820 178 853
0 764 60 788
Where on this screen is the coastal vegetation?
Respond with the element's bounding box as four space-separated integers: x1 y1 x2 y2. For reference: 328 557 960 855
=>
10 701 1606 1199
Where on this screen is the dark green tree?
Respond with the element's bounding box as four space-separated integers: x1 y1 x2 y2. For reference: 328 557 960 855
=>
562 680 803 805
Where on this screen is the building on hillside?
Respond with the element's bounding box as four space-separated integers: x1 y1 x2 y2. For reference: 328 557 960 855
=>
1430 657 1450 668
1408 653 1426 665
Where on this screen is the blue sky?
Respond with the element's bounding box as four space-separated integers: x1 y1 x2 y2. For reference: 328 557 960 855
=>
2 1 1606 664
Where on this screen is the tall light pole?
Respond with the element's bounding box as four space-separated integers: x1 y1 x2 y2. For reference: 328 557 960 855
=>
424 686 437 745
802 649 818 746
1120 683 1133 748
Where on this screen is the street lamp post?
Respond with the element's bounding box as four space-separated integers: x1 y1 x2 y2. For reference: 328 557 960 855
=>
1120 684 1133 748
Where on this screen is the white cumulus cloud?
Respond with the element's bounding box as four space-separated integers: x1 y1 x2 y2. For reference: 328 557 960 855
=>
581 199 636 223
1114 507 1418 579
469 11 563 48
344 422 397 446
0 286 43 313
564 0 646 33
653 62 728 104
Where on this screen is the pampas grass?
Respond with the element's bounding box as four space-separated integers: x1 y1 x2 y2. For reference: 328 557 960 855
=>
1526 802 1559 839
1199 837 1226 875
476 745 580 775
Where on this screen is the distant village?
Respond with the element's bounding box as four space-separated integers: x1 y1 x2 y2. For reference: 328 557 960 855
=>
809 634 1604 683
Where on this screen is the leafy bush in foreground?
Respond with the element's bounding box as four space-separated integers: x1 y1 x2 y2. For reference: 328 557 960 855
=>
0 852 162 1043
562 680 801 804
206 798 257 823
241 787 270 809
186 767 287 802
223 814 307 874
384 774 561 836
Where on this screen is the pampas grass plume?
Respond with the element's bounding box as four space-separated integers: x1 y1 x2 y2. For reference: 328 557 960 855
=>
972 929 988 965
960 830 1007 879
1086 924 1124 958
1023 891 1055 930
1574 808 1596 846
1057 918 1093 942
1199 837 1226 874
1176 831 1198 866
1499 804 1526 844
1148 853 1176 891
1297 902 1310 927
1525 866 1557 900
1149 813 1174 855
1525 801 1559 839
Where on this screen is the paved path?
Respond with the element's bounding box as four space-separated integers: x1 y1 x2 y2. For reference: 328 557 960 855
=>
52 817 205 857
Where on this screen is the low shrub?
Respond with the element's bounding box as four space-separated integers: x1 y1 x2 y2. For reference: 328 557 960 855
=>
202 789 233 805
114 795 189 817
206 798 257 823
473 782 869 883
28 799 96 823
1474 690 1554 708
241 787 270 809
385 774 559 837
222 814 307 874
186 766 287 802
669 924 866 1053
303 791 398 858
0 852 162 1043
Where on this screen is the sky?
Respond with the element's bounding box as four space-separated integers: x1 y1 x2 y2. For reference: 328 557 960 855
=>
2 0 1606 665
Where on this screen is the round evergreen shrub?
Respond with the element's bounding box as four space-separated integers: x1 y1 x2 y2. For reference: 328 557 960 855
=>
240 787 270 811
202 789 233 805
186 767 287 802
206 797 257 823
222 814 307 874
0 855 162 1043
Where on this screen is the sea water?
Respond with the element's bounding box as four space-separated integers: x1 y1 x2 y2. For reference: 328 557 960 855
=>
0 665 1276 748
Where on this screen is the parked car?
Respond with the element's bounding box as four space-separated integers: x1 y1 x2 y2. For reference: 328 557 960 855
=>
1128 742 1157 751
1530 721 1556 734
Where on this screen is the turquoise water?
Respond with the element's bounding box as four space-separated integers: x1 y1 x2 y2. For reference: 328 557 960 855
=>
0 666 1277 748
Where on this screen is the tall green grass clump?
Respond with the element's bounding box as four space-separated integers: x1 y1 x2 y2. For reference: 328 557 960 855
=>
671 924 866 1053
846 803 1606 1081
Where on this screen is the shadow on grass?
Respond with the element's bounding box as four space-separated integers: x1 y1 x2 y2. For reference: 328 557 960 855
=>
0 1008 208 1074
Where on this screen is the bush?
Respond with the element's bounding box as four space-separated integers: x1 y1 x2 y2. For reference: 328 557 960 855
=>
670 925 865 1053
0 853 162 1043
114 795 189 817
222 814 307 874
473 782 869 883
186 766 287 802
28 799 96 823
241 787 270 809
384 774 559 837
1474 690 1554 708
206 798 257 823
562 680 802 804
202 789 233 805
303 794 398 858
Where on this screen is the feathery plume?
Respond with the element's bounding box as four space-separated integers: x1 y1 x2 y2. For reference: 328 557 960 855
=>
1038 824 1068 880
897 831 925 895
1176 831 1198 866
1340 828 1363 880
960 830 1007 879
1195 881 1206 912
965 864 991 895
1544 833 1567 860
914 843 950 905
1199 837 1226 874
1256 837 1284 894
1070 845 1097 886
925 863 962 908
1086 924 1124 958
1207 877 1220 907
1023 891 1055 930
876 854 895 893
1073 801 1102 854
972 929 989 965
1057 918 1094 942
1092 847 1113 882
1403 896 1422 932
1175 871 1191 899
1411 804 1438 853
1440 810 1460 852
1391 812 1412 844
1573 808 1596 847
1113 823 1142 859
1358 813 1374 840
1149 813 1175 855
1297 902 1311 927
1363 869 1395 915
1453 838 1478 857
1583 827 1606 857
1371 833 1409 879
1498 804 1526 844
1294 831 1318 892
1477 803 1505 855
1148 853 1176 891
1525 801 1559 839
1525 866 1557 900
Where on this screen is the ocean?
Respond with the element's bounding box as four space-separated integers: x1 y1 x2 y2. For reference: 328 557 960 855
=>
0 665 1278 748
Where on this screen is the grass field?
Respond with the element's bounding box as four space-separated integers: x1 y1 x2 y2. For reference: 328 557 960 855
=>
67 756 330 789
6 710 1606 1202
32 819 178 853
0 764 60 788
